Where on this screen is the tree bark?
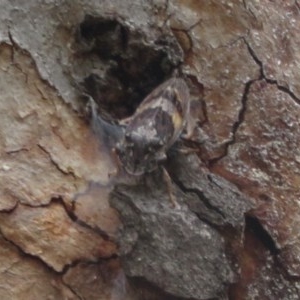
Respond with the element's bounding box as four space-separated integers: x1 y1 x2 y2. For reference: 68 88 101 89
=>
0 1 299 299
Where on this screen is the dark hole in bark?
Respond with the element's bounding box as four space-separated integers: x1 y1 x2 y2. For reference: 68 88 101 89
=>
79 16 128 60
77 15 183 120
245 215 279 255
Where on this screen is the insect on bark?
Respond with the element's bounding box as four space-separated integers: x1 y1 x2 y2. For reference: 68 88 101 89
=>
88 78 190 206
114 78 190 206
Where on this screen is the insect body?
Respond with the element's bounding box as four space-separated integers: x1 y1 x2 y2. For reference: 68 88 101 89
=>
116 78 190 176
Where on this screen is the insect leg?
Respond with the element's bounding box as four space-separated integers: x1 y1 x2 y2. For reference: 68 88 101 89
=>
162 167 179 208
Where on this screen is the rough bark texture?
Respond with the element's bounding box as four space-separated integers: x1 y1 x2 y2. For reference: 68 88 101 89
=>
110 153 252 299
0 1 300 299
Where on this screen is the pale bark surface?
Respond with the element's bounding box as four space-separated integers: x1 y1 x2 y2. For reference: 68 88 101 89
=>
0 1 299 299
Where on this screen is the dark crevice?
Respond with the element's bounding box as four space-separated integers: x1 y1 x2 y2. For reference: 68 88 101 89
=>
0 202 117 277
171 176 226 221
7 189 114 243
266 78 300 105
244 39 263 70
209 37 300 166
68 210 112 241
7 30 16 63
192 211 226 234
5 147 29 154
19 195 114 244
171 175 241 237
208 38 264 166
187 19 203 31
243 216 300 282
77 15 183 120
37 144 77 179
62 280 84 300
245 38 300 104
111 188 143 218
208 76 260 166
0 205 18 213
245 214 300 281
60 254 118 276
51 196 113 242
200 96 208 125
245 215 279 256
0 228 60 273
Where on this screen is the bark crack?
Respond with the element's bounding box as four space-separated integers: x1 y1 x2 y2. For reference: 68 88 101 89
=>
245 38 300 104
37 143 77 179
8 31 29 82
171 176 227 222
68 203 113 242
61 279 84 300
7 30 63 104
209 38 262 165
0 199 117 277
0 227 60 273
209 36 300 165
20 196 114 243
